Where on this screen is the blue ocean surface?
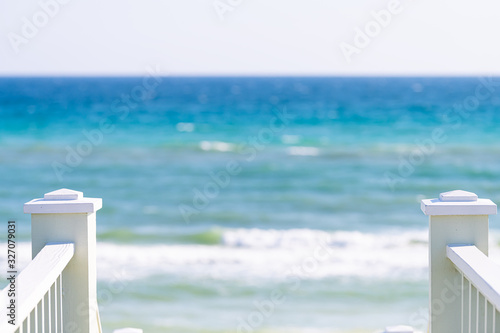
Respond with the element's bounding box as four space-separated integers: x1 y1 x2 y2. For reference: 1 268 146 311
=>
1 76 500 332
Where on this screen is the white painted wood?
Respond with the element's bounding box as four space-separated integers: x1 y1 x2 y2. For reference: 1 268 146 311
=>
0 243 74 333
447 245 500 310
440 190 478 202
429 215 489 333
24 188 102 214
44 188 83 200
422 190 497 333
421 198 497 216
26 189 103 333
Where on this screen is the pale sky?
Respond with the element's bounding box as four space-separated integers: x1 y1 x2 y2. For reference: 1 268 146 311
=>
1 0 500 76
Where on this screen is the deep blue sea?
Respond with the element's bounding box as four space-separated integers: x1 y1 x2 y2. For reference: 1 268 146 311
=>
1 77 500 333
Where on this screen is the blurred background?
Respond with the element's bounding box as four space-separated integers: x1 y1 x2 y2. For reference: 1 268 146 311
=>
1 1 500 332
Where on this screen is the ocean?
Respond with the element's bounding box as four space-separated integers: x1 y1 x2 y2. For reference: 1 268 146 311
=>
1 76 500 333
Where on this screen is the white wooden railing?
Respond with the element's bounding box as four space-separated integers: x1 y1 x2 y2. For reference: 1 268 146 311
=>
3 188 500 333
422 190 499 333
447 244 500 332
0 189 140 333
0 242 74 332
0 189 104 332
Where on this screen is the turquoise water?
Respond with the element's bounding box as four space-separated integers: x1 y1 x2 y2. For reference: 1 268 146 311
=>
1 77 500 332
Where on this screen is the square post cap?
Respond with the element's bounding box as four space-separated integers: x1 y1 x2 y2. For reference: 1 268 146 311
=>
24 188 102 214
421 190 497 216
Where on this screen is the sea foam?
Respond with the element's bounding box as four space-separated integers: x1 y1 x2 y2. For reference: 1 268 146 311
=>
92 229 430 282
4 229 500 287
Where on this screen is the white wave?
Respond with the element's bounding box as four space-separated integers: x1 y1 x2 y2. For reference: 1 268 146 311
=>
199 140 235 152
5 230 500 284
93 229 430 282
287 146 320 156
222 228 332 248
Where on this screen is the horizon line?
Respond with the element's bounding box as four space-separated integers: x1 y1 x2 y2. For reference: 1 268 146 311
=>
0 73 499 79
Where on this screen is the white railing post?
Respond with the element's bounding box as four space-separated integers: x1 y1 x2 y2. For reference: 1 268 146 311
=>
24 188 102 333
421 190 497 333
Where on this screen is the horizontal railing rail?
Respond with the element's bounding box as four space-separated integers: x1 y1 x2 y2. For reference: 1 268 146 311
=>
0 242 74 333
